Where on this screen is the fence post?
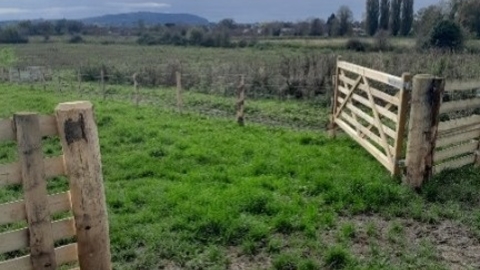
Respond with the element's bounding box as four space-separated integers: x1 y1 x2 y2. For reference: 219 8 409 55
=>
133 73 139 107
55 101 112 270
14 113 57 270
475 141 480 168
392 73 412 176
77 70 82 95
100 68 106 100
176 71 183 112
329 56 341 138
236 75 246 126
405 74 445 189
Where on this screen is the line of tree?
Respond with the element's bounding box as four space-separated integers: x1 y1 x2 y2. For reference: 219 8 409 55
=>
366 0 414 36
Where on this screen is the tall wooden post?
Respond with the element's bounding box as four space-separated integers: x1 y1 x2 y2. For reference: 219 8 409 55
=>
14 113 57 270
176 71 183 112
55 101 112 270
133 73 139 107
392 73 412 176
77 70 82 95
475 140 480 168
236 75 246 126
101 68 106 100
405 74 445 189
329 56 341 138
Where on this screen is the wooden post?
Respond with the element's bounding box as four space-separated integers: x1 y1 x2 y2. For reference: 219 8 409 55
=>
133 73 139 107
475 140 480 168
405 74 445 189
55 102 112 270
392 73 412 176
329 56 341 138
14 113 57 269
236 75 246 126
101 68 106 100
77 70 82 94
176 71 183 112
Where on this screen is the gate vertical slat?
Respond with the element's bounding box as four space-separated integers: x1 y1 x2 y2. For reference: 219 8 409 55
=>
393 73 412 176
14 113 57 270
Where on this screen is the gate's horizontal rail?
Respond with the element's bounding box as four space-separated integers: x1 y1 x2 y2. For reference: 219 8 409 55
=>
339 74 400 106
338 85 398 122
337 61 404 89
434 141 478 163
335 118 393 173
0 115 58 142
0 156 65 187
337 97 397 138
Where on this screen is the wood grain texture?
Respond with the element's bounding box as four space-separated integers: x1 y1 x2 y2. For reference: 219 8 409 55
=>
445 80 480 92
55 101 111 270
434 141 478 163
14 113 57 270
0 218 76 254
0 156 65 188
0 115 57 142
337 61 404 89
0 191 71 226
335 118 393 172
405 75 445 188
435 155 476 174
393 73 412 176
0 243 78 270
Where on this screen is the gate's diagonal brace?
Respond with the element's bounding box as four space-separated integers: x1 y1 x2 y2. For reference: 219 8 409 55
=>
363 78 393 158
334 75 362 119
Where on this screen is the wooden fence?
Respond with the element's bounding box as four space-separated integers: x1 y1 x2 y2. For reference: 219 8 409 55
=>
331 59 480 188
330 58 411 176
434 81 480 174
0 102 111 270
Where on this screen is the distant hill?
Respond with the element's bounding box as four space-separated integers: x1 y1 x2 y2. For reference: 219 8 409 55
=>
81 12 209 27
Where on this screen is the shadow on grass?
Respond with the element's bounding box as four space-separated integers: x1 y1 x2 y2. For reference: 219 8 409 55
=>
421 166 480 207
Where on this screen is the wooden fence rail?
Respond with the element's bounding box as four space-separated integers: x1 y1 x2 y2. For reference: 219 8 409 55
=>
433 81 480 175
0 101 111 270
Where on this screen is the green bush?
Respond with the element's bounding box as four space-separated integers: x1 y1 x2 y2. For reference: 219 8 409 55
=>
428 20 464 51
69 35 84 44
345 38 368 52
0 28 28 44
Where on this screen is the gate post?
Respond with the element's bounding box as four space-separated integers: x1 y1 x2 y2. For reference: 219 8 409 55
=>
55 101 112 270
405 74 445 189
329 56 341 138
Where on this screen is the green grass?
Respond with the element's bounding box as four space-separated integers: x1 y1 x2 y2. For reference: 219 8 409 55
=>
1 84 480 269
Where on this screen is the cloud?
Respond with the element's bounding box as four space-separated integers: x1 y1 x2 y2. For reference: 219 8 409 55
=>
110 2 171 9
0 8 28 15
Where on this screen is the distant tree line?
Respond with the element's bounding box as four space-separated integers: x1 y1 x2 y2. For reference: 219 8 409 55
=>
0 0 478 49
365 0 414 36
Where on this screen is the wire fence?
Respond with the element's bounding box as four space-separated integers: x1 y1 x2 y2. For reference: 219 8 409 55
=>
18 68 331 130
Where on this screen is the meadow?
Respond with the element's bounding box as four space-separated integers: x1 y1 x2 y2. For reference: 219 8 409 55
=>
1 82 480 269
1 37 480 269
5 38 480 102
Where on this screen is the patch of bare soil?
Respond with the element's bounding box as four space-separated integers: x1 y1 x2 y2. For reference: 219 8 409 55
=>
330 215 480 269
227 247 272 270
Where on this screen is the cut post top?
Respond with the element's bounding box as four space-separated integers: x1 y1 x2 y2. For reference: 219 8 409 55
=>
56 101 93 111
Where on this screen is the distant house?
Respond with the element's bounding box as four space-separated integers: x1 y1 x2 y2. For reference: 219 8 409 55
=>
352 27 367 37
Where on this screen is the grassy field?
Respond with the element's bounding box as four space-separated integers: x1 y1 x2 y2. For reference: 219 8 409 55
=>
1 84 480 269
5 41 480 103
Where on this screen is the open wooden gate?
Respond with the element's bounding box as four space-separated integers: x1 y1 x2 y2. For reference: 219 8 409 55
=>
330 59 411 176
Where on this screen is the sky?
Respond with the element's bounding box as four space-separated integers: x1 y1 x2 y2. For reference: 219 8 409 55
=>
0 0 442 23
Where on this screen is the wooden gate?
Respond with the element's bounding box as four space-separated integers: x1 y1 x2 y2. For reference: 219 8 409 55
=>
330 59 411 176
